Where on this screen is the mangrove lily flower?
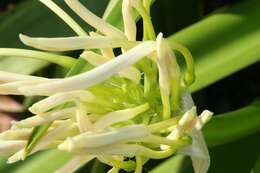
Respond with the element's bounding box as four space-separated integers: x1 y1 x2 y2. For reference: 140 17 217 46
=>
0 0 213 173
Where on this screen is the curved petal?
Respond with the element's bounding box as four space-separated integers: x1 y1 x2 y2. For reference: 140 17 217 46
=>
19 41 156 96
20 34 136 52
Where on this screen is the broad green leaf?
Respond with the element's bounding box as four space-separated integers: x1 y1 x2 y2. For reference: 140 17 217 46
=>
150 155 187 173
252 156 260 173
169 0 260 92
203 101 260 146
3 150 72 173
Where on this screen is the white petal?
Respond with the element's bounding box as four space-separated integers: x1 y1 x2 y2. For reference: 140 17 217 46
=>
29 90 96 114
0 79 54 95
80 51 110 66
33 121 78 153
12 108 76 128
64 0 125 38
178 92 211 173
59 124 150 151
55 156 94 173
7 149 26 164
81 51 141 83
0 71 44 83
19 41 156 96
160 107 196 150
178 131 210 173
0 140 26 156
20 34 135 52
122 0 137 41
194 110 213 130
0 128 32 140
93 103 149 130
88 32 114 59
75 100 92 133
39 0 86 36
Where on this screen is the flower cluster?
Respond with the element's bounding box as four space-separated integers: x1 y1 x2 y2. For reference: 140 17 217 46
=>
0 0 213 173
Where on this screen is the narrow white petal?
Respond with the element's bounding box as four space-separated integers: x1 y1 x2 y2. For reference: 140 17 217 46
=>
0 140 26 156
122 0 137 41
0 79 54 95
93 103 149 130
156 33 171 92
7 149 26 164
19 41 156 96
0 128 32 140
20 34 135 52
75 100 92 133
0 71 44 83
178 107 196 127
55 156 94 173
80 51 110 66
29 90 95 114
13 108 76 128
33 121 78 153
64 0 125 38
89 32 114 59
81 51 141 83
39 0 86 36
59 125 150 151
194 110 213 130
100 48 115 59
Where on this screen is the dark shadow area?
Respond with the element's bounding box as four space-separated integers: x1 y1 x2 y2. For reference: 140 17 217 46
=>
194 62 260 114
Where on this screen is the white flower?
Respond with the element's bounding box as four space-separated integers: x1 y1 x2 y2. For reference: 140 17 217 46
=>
0 0 213 173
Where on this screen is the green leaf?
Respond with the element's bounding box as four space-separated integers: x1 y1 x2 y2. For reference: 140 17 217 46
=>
5 150 72 173
24 124 51 157
102 0 123 29
168 0 260 92
203 101 260 147
252 156 260 173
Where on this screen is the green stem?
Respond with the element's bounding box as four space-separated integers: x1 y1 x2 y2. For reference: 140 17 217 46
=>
169 41 195 86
